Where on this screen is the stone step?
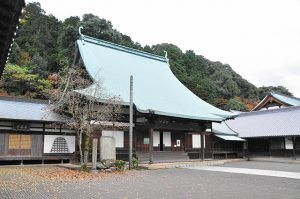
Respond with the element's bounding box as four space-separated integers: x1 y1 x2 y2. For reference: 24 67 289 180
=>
136 151 190 163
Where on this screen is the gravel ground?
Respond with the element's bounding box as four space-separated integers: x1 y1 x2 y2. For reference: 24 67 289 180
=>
0 162 299 199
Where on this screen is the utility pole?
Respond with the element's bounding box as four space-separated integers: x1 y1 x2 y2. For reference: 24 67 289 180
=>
129 75 133 169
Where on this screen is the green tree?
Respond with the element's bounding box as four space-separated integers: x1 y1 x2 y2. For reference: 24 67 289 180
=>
225 97 248 111
258 86 292 100
2 64 52 99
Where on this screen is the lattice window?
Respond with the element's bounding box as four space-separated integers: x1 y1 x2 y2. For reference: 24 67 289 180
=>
8 134 20 149
20 135 31 149
51 137 69 153
8 134 31 149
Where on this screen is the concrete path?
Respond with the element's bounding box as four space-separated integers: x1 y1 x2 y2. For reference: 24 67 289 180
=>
187 166 300 180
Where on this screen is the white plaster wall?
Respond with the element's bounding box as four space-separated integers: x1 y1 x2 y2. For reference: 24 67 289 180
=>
102 130 124 148
44 135 75 153
163 132 171 147
285 137 294 149
192 134 200 148
192 134 205 148
268 106 280 110
153 131 160 146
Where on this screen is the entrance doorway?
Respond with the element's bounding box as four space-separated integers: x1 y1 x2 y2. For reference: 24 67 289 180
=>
159 132 164 151
154 131 171 151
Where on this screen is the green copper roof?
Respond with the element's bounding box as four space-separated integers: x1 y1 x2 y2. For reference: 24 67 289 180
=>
252 92 300 111
75 34 236 122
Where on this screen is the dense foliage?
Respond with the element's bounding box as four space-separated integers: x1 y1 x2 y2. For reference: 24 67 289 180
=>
1 64 52 98
1 2 293 111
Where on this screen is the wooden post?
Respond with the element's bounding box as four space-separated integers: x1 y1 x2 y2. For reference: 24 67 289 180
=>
199 132 201 160
268 139 272 157
92 138 98 171
292 136 296 160
129 75 133 169
243 141 246 159
201 133 205 161
99 131 102 162
149 127 153 163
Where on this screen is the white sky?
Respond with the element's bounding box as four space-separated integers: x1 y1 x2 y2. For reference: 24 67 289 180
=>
28 0 300 96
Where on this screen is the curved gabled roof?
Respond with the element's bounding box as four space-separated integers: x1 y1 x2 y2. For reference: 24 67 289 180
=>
252 92 300 111
75 34 236 122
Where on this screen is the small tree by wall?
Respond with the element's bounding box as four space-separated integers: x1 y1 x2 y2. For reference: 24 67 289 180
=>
50 65 121 165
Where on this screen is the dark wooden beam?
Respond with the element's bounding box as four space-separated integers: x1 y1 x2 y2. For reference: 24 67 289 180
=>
148 118 207 132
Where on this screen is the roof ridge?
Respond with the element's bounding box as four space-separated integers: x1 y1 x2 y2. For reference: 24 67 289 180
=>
81 35 168 63
240 105 300 117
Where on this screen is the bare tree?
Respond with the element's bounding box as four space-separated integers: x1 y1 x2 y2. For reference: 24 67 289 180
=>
50 65 122 165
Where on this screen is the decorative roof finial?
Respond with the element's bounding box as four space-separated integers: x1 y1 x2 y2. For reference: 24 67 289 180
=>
164 50 169 63
79 26 83 37
78 26 85 45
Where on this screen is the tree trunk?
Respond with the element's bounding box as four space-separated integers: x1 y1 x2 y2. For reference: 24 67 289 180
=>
77 130 83 165
83 134 90 164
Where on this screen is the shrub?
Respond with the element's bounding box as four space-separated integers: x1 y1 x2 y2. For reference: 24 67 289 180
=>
114 160 126 171
132 157 140 169
80 164 89 172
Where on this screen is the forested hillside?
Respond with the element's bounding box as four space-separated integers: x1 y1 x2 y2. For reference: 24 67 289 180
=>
0 2 293 111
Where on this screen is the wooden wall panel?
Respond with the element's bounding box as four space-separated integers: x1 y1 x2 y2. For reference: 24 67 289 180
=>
31 134 43 157
0 133 6 156
185 133 192 148
123 131 129 148
135 129 149 152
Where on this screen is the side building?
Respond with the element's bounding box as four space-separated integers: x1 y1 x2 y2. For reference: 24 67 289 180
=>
226 106 300 159
0 97 76 164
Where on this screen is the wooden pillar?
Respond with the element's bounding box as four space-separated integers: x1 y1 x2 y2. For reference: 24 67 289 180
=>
92 138 98 171
99 131 102 163
268 139 272 157
129 75 133 170
244 141 250 161
201 133 205 161
149 127 153 163
292 136 296 160
199 132 201 160
242 141 245 158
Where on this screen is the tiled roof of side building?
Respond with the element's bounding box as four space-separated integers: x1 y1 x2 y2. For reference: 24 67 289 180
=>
211 122 238 136
0 96 62 122
75 32 236 122
226 106 300 138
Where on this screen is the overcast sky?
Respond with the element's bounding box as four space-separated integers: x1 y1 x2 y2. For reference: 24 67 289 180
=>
28 0 300 97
